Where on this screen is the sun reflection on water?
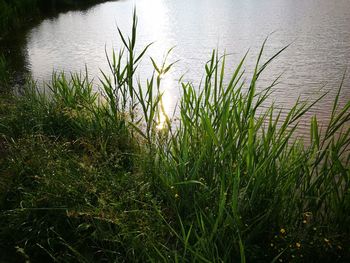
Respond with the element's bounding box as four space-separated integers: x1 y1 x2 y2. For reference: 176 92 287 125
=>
155 76 175 130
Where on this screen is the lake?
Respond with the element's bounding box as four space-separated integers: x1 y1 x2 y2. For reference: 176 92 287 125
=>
2 0 350 137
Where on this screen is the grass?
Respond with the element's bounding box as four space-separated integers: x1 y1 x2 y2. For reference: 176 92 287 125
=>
1 12 350 262
0 53 10 90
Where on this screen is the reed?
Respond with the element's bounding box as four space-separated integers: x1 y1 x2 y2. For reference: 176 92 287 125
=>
0 12 349 262
142 47 350 262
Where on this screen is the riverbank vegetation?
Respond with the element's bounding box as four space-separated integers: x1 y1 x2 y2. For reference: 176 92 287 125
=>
1 14 350 262
0 0 110 36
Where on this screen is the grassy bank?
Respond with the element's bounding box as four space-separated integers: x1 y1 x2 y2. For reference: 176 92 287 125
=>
1 14 350 262
0 0 111 36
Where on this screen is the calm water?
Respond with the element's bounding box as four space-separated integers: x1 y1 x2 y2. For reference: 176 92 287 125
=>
3 0 350 136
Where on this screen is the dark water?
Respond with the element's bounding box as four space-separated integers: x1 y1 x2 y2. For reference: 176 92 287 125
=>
2 0 350 136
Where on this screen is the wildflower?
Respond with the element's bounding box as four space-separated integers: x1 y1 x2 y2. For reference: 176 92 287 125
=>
324 238 330 243
304 212 312 217
280 228 286 234
170 186 174 190
270 243 274 247
303 220 307 224
175 193 180 199
313 227 317 231
296 242 301 248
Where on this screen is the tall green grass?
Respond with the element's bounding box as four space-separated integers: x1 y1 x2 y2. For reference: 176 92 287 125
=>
0 0 39 34
143 48 350 262
0 54 10 89
0 12 349 262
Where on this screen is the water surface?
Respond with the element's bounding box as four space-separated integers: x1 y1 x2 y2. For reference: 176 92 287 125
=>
3 0 350 136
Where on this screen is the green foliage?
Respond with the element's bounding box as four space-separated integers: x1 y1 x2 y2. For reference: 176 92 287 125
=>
142 48 350 262
0 0 39 33
0 12 349 262
0 54 10 89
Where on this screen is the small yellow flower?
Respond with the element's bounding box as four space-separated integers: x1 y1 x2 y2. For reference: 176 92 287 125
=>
296 242 301 248
175 193 180 199
170 186 175 190
303 220 307 224
304 212 312 217
280 228 286 234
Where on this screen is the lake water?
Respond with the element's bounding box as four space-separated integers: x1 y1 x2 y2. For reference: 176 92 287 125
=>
2 0 350 137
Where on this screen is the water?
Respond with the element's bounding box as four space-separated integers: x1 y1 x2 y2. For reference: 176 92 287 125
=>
2 0 350 137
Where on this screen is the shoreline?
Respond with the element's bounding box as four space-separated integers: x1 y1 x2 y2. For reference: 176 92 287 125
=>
0 0 113 38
